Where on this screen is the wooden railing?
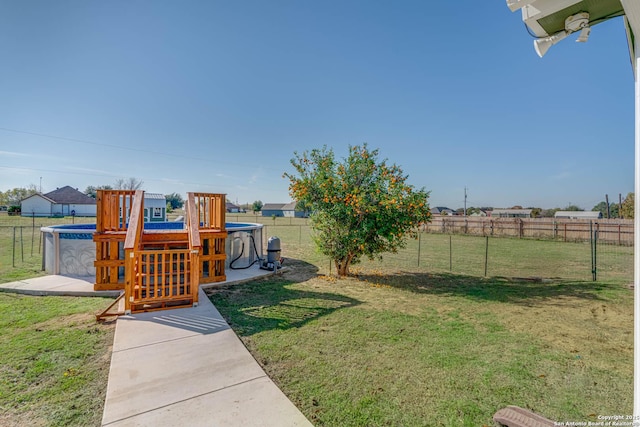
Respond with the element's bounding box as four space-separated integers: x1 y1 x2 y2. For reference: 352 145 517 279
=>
190 192 226 231
185 193 201 303
128 249 197 310
123 190 145 312
96 190 136 232
95 190 227 311
120 190 203 312
187 192 227 283
185 193 202 249
94 190 139 290
123 190 144 251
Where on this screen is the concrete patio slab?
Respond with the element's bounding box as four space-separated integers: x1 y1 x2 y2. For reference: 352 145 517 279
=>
0 275 119 297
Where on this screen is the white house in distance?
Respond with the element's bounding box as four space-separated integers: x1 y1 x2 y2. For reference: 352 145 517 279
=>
21 186 167 221
554 211 603 220
21 186 97 217
490 209 533 218
261 202 306 218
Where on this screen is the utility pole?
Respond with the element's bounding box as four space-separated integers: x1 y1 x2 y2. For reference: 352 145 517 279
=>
464 187 468 217
619 193 623 219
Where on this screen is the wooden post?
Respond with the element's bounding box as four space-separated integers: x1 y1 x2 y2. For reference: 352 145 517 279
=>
619 193 623 219
124 249 133 314
191 250 200 306
519 219 524 238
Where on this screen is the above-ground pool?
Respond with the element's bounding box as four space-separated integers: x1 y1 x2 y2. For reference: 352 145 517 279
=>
41 222 264 277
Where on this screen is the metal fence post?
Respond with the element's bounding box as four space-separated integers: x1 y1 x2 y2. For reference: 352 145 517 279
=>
12 226 16 267
594 227 598 281
417 231 421 267
590 221 596 281
484 236 489 277
449 235 452 272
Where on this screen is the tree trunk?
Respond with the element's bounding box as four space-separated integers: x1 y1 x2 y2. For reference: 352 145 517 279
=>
334 253 354 277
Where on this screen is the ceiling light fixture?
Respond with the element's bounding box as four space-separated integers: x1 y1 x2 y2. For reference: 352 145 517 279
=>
533 12 591 57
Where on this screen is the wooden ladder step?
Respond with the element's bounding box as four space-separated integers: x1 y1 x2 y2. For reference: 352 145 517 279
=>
493 406 555 427
96 293 125 321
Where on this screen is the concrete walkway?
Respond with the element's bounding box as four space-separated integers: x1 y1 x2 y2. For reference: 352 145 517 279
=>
0 268 313 427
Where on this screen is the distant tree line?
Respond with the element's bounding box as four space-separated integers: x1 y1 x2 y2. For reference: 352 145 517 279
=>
0 180 634 220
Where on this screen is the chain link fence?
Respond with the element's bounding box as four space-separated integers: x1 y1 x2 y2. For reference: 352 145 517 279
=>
260 221 633 284
2 214 633 284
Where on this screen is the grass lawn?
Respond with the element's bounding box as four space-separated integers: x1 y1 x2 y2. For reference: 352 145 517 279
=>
0 293 115 427
207 258 633 426
0 213 633 425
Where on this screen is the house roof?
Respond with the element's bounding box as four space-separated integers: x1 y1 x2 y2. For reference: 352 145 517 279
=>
144 193 166 200
431 207 454 214
226 202 240 209
554 210 602 218
492 209 533 215
262 203 286 210
43 186 96 205
262 202 298 211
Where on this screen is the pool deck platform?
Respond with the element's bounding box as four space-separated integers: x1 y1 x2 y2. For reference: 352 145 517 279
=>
0 266 313 427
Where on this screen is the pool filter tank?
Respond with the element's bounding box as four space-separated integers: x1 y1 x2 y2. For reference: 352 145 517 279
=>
261 236 282 271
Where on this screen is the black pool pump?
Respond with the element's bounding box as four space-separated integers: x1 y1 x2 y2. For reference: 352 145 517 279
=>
260 236 283 271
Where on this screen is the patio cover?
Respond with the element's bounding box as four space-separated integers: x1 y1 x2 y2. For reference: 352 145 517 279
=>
506 0 640 417
508 0 637 73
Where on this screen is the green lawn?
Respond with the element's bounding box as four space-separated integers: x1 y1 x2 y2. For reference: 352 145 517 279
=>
0 213 633 425
208 259 633 426
0 215 95 283
0 293 115 427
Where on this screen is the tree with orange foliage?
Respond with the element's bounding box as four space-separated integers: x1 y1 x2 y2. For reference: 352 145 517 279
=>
284 144 431 276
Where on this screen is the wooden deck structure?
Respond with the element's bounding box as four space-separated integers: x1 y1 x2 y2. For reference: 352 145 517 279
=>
93 190 227 313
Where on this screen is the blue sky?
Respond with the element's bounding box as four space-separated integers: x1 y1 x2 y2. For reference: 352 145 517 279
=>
0 1 634 210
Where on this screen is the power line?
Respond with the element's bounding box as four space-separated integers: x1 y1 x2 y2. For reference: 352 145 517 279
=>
0 164 285 194
0 126 284 172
